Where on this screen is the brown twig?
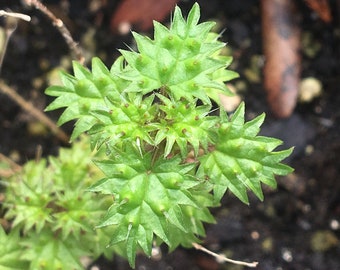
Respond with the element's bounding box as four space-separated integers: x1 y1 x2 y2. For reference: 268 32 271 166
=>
0 10 31 22
22 0 85 64
0 80 69 144
0 15 19 74
192 242 258 268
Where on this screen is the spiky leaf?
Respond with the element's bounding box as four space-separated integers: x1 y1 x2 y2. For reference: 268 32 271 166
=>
0 226 28 269
118 3 233 104
3 137 116 269
88 146 215 267
154 95 217 157
198 103 294 204
45 58 129 140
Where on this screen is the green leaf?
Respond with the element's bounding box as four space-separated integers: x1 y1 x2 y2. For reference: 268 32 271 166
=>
21 230 86 270
88 95 157 150
45 57 127 140
113 2 236 105
186 3 200 29
0 226 28 269
171 5 187 38
90 147 214 266
126 225 138 267
198 103 294 204
59 70 77 89
4 159 54 234
92 57 111 77
136 224 152 256
73 61 92 80
165 205 188 232
3 137 114 268
154 96 216 157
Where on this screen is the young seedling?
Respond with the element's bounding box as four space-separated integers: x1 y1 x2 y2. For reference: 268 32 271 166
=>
1 137 117 269
37 2 291 268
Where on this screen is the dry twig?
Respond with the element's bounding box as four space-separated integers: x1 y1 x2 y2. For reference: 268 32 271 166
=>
0 15 19 73
0 10 31 22
0 80 69 144
22 0 85 64
192 242 258 268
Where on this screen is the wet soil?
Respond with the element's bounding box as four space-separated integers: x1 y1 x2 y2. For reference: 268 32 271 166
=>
1 0 340 269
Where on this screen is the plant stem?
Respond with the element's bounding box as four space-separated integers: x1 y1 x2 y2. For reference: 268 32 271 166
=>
192 242 259 268
22 0 85 64
0 15 18 74
0 10 31 22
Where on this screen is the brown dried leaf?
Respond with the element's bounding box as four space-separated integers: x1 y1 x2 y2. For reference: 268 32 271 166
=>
304 0 332 23
261 0 301 118
111 0 179 33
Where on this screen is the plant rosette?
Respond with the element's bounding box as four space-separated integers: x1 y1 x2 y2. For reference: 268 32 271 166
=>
43 3 293 268
1 137 117 269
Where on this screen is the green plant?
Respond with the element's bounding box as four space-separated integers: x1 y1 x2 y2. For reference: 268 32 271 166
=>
1 137 117 269
44 3 293 267
1 3 293 269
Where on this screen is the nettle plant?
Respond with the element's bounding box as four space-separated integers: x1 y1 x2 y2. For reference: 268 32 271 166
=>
2 3 293 269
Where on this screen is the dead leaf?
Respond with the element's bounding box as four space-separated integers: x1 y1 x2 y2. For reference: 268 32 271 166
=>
304 0 332 23
111 0 179 33
261 0 301 118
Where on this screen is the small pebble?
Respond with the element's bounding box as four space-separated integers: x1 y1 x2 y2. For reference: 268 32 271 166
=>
330 219 340 230
219 83 242 112
299 77 322 102
281 248 293 262
310 230 339 252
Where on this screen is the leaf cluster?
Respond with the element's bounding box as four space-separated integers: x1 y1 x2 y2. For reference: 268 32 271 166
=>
44 3 293 268
1 137 116 269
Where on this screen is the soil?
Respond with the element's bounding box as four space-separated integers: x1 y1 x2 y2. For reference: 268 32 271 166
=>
1 0 340 269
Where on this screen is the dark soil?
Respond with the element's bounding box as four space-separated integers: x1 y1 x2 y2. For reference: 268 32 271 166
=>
1 0 339 269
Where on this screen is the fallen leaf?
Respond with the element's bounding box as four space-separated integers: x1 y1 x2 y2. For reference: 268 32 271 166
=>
304 0 332 23
111 0 179 33
261 0 301 118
